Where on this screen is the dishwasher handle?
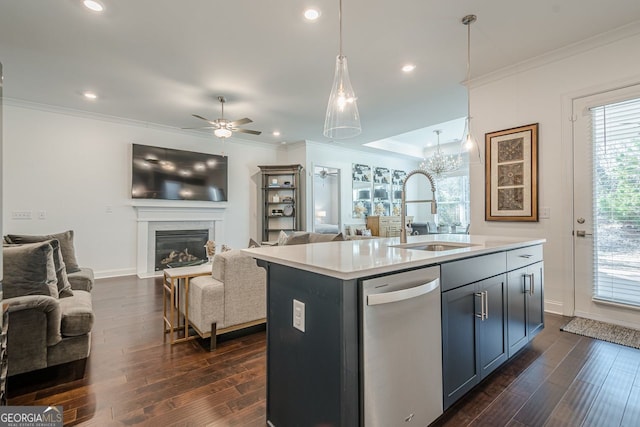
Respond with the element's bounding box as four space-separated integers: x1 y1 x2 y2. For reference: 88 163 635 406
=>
367 278 439 306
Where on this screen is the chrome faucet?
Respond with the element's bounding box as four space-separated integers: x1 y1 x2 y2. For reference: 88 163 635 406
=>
400 169 437 243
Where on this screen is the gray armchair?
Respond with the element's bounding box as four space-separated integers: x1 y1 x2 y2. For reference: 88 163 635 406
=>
3 237 95 377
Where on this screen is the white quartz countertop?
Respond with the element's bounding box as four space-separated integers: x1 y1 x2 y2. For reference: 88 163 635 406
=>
242 234 545 280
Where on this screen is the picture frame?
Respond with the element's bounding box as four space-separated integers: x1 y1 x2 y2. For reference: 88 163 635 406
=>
485 123 539 222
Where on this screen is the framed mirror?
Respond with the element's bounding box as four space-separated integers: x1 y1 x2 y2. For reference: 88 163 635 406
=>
313 166 341 233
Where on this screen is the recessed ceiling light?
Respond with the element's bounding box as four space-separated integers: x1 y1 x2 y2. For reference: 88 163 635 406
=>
272 131 281 137
402 64 416 73
304 8 320 21
83 91 98 100
83 0 104 12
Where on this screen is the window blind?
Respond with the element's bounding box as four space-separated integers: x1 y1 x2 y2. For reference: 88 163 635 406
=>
590 97 640 307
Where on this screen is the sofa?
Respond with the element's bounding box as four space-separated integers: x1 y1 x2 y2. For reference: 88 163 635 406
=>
3 231 95 377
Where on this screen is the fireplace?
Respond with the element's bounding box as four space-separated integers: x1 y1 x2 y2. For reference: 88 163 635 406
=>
155 229 209 271
132 200 226 277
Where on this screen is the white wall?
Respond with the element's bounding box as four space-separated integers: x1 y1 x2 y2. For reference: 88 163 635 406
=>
469 27 640 315
3 103 279 277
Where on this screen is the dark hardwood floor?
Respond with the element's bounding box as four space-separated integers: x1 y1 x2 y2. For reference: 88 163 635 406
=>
8 275 640 426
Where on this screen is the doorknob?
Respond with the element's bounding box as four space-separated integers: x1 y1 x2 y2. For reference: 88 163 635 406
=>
575 230 593 237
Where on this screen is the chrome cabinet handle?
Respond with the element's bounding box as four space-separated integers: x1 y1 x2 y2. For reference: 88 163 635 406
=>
484 290 489 320
475 291 488 321
530 273 535 296
519 254 533 258
475 292 484 319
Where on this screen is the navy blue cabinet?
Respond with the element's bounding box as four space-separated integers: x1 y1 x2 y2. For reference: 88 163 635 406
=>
442 274 507 409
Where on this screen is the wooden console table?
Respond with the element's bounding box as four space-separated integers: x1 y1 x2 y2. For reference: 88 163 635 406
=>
162 263 211 345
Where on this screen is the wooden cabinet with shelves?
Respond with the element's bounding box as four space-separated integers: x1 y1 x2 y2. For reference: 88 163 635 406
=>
366 215 412 237
259 165 303 242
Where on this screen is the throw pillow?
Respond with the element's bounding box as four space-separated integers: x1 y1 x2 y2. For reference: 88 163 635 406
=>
49 239 74 298
248 238 261 248
6 230 80 273
277 230 289 246
332 232 346 241
285 232 310 246
3 241 58 299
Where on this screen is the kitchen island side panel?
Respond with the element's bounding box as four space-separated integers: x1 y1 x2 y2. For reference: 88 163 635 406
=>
265 262 359 427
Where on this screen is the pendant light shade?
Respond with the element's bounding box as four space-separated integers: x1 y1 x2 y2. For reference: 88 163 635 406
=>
461 14 482 164
324 0 361 139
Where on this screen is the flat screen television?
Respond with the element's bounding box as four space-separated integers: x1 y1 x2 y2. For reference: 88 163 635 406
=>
131 144 227 202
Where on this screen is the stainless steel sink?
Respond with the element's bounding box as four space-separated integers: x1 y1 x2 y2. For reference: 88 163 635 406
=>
390 241 477 251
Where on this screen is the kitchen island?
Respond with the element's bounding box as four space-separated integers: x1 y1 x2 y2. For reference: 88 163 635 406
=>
243 234 545 427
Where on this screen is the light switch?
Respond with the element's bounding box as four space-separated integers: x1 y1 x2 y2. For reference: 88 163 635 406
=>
540 207 551 219
293 299 305 332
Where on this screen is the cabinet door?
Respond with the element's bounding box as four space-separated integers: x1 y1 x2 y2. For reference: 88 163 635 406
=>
442 283 479 409
478 274 508 379
507 267 528 357
527 262 544 339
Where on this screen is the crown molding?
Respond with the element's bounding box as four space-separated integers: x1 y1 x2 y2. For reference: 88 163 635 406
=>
470 20 640 89
3 97 280 149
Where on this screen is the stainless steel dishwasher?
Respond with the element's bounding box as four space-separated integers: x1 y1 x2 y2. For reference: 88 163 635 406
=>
362 265 443 426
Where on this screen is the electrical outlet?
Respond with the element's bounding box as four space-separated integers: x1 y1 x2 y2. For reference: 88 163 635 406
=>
38 210 47 220
105 205 113 214
293 299 305 332
11 211 32 220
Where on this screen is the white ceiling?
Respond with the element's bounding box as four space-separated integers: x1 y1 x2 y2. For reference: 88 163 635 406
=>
1 0 640 155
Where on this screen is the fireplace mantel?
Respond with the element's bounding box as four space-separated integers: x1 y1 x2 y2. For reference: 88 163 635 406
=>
132 201 226 277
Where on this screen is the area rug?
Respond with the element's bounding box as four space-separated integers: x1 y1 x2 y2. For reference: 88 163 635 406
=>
561 317 640 350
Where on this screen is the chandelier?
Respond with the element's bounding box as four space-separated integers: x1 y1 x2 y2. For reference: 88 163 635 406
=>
420 130 461 178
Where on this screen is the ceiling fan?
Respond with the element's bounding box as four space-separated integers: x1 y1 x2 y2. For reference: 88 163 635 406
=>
184 96 262 139
315 168 339 179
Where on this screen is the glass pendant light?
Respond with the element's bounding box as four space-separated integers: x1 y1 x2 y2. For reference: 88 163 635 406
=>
461 14 482 164
324 0 361 139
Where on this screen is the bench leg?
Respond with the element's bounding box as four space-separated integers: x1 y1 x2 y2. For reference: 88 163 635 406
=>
209 322 217 351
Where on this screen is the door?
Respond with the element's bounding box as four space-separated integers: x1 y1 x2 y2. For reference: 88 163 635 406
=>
507 267 529 357
441 283 479 409
573 85 640 326
478 275 507 378
527 262 544 338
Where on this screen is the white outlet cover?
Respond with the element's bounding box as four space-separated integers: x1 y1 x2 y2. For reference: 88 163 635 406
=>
293 299 305 332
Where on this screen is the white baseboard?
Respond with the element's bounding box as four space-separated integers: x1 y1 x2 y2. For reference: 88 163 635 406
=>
544 299 564 315
94 268 137 279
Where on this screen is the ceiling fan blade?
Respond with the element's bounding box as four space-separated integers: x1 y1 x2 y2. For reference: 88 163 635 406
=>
192 114 216 124
181 126 216 130
234 128 262 135
230 117 252 126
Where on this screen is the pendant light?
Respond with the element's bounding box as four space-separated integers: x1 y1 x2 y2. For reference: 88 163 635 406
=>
420 130 461 178
323 0 361 139
461 14 482 163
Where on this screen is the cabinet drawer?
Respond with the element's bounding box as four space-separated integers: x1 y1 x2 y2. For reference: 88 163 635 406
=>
441 252 506 292
507 245 543 271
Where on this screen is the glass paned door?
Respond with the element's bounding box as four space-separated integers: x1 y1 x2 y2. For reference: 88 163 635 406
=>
573 86 640 325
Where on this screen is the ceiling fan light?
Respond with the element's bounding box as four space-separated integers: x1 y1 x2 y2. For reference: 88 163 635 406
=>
214 128 232 139
83 0 104 12
324 55 361 139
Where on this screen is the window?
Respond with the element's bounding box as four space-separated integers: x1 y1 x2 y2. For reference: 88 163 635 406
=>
435 173 470 227
591 97 640 306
